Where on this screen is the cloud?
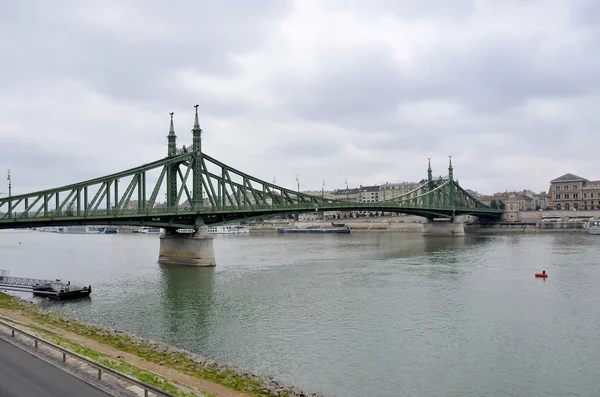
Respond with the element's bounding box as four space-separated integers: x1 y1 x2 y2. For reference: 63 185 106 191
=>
1 0 600 199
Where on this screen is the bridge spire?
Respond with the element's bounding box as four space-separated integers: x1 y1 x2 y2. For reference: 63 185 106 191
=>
427 158 433 191
167 112 177 157
448 155 453 181
191 105 204 210
192 104 202 153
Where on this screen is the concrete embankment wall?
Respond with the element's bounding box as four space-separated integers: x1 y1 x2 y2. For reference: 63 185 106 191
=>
250 220 423 233
465 222 587 233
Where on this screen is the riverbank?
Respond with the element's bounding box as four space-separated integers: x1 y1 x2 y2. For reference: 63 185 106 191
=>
249 220 590 234
250 219 423 233
0 293 325 397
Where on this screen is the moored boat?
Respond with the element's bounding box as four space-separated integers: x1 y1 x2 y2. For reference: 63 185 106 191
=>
585 220 600 235
207 225 250 234
33 282 92 300
56 226 100 234
133 227 164 234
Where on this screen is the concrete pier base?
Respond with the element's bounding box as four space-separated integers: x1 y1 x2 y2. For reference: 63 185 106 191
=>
158 227 216 266
422 220 465 236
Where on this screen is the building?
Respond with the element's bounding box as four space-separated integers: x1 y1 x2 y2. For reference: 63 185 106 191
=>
358 185 380 202
379 182 419 201
505 193 534 211
581 181 600 210
332 188 360 202
548 173 600 210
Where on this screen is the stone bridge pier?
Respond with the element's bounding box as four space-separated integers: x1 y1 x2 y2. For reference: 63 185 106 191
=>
421 217 466 237
158 225 216 266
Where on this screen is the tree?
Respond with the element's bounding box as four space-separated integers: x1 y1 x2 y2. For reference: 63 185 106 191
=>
490 200 498 209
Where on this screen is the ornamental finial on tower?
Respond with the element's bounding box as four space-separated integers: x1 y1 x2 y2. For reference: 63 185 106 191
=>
448 155 454 181
167 112 177 156
193 104 200 130
427 158 433 188
169 112 175 135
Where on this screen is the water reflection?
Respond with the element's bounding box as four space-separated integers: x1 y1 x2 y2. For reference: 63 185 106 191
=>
158 265 215 347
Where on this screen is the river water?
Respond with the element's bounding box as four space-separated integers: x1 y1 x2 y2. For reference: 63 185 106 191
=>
1 230 599 397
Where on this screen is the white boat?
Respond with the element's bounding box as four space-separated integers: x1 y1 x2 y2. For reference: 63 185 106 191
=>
585 220 600 235
38 227 60 233
207 225 249 235
133 227 164 234
56 226 100 234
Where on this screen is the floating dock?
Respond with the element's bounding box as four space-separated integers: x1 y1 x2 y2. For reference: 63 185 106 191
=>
0 270 91 300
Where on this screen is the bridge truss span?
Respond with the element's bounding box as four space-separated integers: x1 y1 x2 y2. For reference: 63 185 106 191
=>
0 108 502 230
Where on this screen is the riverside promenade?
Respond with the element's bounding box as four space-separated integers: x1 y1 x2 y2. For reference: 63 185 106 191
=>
0 293 326 397
249 210 600 233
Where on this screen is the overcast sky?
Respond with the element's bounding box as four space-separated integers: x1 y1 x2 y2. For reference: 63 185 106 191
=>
1 0 599 197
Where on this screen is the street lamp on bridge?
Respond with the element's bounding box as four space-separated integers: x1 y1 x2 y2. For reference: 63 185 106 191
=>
7 169 11 197
344 177 349 201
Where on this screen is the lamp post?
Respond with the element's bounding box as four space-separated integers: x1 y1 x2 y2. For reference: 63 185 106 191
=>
7 169 11 197
345 178 349 201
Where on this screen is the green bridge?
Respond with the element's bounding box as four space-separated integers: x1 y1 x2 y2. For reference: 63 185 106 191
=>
0 106 502 266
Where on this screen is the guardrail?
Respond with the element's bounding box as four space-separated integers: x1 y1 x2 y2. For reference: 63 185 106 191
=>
0 319 175 397
0 200 502 222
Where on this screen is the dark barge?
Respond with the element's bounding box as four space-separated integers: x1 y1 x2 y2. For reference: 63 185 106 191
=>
32 282 91 300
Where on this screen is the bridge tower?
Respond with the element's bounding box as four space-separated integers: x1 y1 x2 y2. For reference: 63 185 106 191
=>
191 105 203 210
166 112 178 209
158 107 215 267
448 156 454 207
421 156 465 236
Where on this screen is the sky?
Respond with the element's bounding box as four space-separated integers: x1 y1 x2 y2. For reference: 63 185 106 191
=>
1 0 600 197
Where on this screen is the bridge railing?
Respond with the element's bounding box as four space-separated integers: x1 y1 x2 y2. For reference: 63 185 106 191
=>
0 200 502 222
0 319 175 397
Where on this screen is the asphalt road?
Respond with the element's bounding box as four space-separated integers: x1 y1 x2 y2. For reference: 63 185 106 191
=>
0 338 110 397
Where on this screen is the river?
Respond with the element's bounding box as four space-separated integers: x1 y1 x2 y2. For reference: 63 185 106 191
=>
1 230 599 397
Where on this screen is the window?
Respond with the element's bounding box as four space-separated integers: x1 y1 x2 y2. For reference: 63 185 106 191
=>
574 193 579 199
564 185 569 190
592 193 595 198
573 184 578 190
555 194 561 200
556 204 562 210
565 194 570 199
555 186 560 191
565 203 571 210
584 193 587 198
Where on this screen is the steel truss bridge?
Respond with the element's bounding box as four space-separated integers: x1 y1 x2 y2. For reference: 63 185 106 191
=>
0 107 502 230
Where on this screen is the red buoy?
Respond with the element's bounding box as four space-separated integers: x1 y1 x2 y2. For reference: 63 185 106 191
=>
535 270 548 278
